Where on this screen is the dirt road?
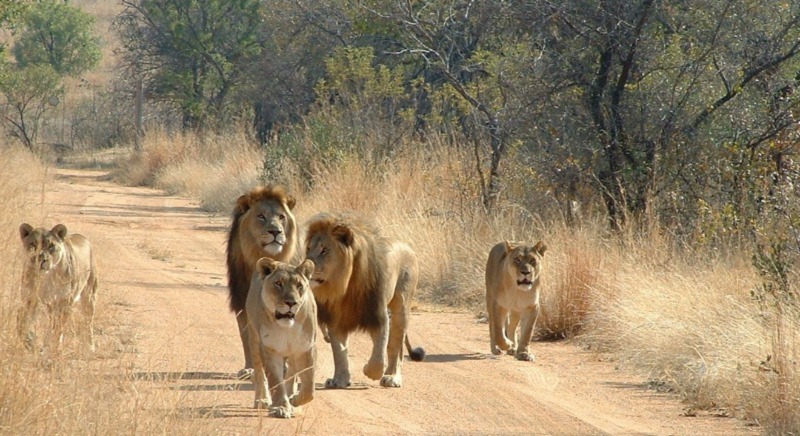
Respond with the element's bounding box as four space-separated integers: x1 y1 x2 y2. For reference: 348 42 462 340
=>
46 168 750 435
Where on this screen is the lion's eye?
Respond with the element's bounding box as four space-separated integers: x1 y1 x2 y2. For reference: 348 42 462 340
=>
514 257 521 264
320 247 328 257
275 280 283 289
278 214 286 222
48 244 56 253
257 214 266 222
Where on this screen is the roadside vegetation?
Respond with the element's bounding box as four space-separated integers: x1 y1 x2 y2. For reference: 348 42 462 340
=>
1 0 798 433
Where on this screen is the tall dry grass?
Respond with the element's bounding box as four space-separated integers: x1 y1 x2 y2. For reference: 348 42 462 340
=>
0 146 225 434
113 125 800 432
115 128 264 213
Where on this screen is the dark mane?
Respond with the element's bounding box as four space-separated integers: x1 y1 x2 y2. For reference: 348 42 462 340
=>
226 185 295 313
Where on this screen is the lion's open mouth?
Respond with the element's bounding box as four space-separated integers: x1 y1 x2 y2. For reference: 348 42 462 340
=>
517 279 532 286
310 278 324 286
275 311 295 320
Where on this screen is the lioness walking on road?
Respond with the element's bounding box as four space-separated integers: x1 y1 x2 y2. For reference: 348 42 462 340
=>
485 240 546 361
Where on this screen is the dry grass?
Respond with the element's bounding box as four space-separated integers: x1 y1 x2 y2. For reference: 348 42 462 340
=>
114 128 263 213
0 146 220 434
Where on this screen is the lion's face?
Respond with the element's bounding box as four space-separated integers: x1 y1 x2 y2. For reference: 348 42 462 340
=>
304 222 355 297
20 223 68 272
238 196 296 258
505 241 546 292
256 258 315 328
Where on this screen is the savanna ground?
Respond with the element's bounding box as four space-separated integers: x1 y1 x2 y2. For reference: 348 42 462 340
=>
3 138 792 434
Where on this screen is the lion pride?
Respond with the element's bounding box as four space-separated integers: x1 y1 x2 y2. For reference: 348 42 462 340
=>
226 185 297 376
304 213 425 388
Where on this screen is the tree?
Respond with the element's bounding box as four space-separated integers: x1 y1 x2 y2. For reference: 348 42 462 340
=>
12 0 101 77
117 0 266 129
0 62 62 149
355 0 536 211
508 0 800 231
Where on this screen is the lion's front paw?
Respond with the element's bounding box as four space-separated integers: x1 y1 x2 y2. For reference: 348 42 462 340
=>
324 377 351 389
505 346 517 356
253 398 269 410
516 351 535 362
491 345 503 355
270 405 294 419
380 374 402 388
362 360 385 380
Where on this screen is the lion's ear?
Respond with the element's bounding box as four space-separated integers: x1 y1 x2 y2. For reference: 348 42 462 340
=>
504 240 515 253
19 223 33 241
533 241 547 256
256 257 278 280
51 224 68 240
235 194 251 214
285 195 296 211
297 259 315 279
332 225 355 247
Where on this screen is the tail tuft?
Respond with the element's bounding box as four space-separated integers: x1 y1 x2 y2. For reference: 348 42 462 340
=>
409 347 426 362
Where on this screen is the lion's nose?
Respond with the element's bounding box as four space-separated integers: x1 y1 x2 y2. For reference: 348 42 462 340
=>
268 229 282 237
285 300 296 308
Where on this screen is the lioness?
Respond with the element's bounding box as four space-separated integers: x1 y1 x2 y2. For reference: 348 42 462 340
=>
226 185 297 377
305 213 425 389
18 223 98 352
246 258 317 418
485 240 546 361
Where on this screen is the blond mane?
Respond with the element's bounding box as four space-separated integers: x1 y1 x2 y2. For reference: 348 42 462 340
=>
305 214 389 333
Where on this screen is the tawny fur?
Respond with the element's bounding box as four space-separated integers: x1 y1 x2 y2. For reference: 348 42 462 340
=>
485 240 546 362
226 185 297 375
305 213 425 389
246 258 317 419
17 223 98 353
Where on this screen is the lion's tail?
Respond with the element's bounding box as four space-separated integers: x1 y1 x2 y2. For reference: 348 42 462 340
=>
404 335 426 362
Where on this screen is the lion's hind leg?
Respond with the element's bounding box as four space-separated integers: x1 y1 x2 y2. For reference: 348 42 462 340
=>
380 300 407 388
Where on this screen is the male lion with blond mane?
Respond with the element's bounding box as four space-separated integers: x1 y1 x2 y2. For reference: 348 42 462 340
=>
18 223 98 352
227 185 297 377
305 213 425 389
246 258 317 418
485 240 547 361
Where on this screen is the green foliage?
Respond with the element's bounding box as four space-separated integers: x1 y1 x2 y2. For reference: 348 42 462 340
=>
12 1 100 77
118 0 266 129
0 62 63 148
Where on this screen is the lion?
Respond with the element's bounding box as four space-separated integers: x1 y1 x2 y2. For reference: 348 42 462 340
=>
226 185 298 377
246 258 317 418
485 240 547 361
17 223 98 352
304 213 425 389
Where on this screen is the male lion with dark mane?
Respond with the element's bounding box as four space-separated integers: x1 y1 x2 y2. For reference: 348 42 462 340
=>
226 185 297 377
304 213 425 389
485 240 547 361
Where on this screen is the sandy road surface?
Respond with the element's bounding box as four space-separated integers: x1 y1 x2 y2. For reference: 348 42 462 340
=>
45 168 751 435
